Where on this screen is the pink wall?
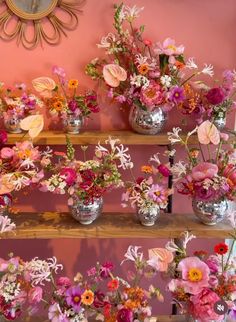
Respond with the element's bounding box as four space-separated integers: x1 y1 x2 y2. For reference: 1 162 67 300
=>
0 0 235 317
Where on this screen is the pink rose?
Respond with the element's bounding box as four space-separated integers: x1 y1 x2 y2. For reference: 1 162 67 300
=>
57 276 71 288
206 87 225 105
191 162 218 181
28 287 43 304
0 147 14 159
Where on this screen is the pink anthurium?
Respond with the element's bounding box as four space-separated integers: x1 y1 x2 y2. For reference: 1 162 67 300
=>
103 64 127 87
197 120 220 145
32 77 56 98
148 248 173 272
20 115 44 139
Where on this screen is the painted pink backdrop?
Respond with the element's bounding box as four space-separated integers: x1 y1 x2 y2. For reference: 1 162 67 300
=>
0 0 235 317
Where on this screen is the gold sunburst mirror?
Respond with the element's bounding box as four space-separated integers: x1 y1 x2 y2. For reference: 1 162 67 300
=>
0 0 85 49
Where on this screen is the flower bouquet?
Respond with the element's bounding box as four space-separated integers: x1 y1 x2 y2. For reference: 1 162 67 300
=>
0 82 43 133
86 3 213 134
40 137 133 224
0 254 62 321
122 153 172 226
33 66 100 134
168 120 236 225
47 245 166 322
165 229 236 322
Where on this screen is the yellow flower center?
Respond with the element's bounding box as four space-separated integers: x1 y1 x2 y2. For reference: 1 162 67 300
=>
73 296 80 303
174 92 180 97
145 88 156 99
167 44 177 51
188 268 202 282
155 191 161 196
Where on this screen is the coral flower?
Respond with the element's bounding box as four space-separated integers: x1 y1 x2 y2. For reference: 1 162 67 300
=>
178 257 210 295
214 243 228 255
107 279 119 291
138 64 149 75
68 79 79 89
191 162 218 181
81 289 94 306
53 100 64 112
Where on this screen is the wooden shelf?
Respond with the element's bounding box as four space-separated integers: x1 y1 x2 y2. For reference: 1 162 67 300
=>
7 130 201 145
1 212 232 239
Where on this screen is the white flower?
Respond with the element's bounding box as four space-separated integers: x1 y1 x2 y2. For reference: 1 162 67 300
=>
167 127 182 144
0 215 15 234
185 57 198 69
187 126 198 138
227 210 236 229
121 245 143 265
135 54 157 70
160 75 172 88
97 33 116 49
164 149 176 158
181 231 196 249
171 161 187 178
130 74 150 89
123 5 144 22
149 153 160 165
27 257 63 286
114 144 133 169
165 240 180 253
201 64 214 77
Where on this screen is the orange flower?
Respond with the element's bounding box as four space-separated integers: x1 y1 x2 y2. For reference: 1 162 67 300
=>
189 149 199 159
138 64 149 75
53 100 64 111
175 61 185 69
81 289 94 305
68 79 79 89
107 279 119 291
141 165 152 174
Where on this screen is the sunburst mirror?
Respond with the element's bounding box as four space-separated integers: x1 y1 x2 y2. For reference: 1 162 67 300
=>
0 0 85 49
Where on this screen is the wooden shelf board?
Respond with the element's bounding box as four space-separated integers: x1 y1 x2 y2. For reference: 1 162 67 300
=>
7 130 201 145
1 212 232 239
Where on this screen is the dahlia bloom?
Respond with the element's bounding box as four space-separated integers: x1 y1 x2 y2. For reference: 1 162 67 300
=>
140 81 164 109
178 257 210 295
191 162 218 181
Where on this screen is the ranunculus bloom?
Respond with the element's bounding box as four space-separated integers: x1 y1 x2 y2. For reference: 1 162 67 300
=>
60 168 77 186
56 276 71 288
206 87 225 105
140 81 164 109
28 286 43 304
117 308 133 322
0 147 14 159
197 120 220 145
190 289 225 322
191 162 218 181
194 184 218 201
178 257 210 295
205 255 220 274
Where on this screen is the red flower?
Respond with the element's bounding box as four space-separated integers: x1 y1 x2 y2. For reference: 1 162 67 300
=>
107 279 119 291
206 87 225 105
214 243 228 255
194 250 208 258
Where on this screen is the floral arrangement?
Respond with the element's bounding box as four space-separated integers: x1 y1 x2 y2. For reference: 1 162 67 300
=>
86 3 213 114
122 153 172 214
46 245 168 322
40 137 133 205
33 66 100 121
168 120 236 202
165 227 236 321
0 254 62 320
0 82 43 125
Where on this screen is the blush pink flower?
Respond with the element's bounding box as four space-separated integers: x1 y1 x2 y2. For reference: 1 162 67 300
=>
156 38 184 56
223 164 236 185
0 147 14 159
148 184 168 204
140 82 164 109
178 257 210 295
191 162 218 181
189 289 224 322
28 287 43 304
197 120 220 145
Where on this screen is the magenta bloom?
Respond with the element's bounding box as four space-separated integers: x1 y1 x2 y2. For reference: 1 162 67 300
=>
65 286 83 313
191 162 218 181
60 168 77 186
157 164 171 177
68 100 78 112
148 184 168 203
205 255 220 274
169 86 185 104
0 130 7 146
194 184 218 201
178 257 210 295
140 81 164 109
117 308 134 322
56 276 71 288
100 262 114 278
190 289 224 322
206 87 225 105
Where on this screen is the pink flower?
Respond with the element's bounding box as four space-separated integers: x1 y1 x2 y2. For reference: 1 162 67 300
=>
1 147 14 159
191 162 218 181
60 168 77 186
169 86 185 104
197 120 220 145
205 255 220 274
103 64 127 87
143 39 152 46
206 87 225 105
220 133 229 141
157 164 171 177
48 303 68 322
57 277 71 288
156 38 184 56
148 184 168 204
0 130 7 146
52 66 66 78
223 164 236 185
140 81 164 109
190 289 224 321
178 257 210 295
28 287 43 304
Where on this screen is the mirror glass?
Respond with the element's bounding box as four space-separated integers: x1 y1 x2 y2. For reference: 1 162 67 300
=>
11 0 53 14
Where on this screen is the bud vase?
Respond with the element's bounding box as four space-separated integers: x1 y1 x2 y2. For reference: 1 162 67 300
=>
212 114 226 130
69 198 103 225
136 207 160 226
63 113 83 134
129 105 167 135
4 116 23 133
192 198 228 225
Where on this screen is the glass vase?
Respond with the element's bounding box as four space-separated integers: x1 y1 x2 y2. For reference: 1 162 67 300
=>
69 198 103 225
129 105 167 135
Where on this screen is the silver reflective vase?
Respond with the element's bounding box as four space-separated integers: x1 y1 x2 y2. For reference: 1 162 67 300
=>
136 207 160 226
69 198 103 225
0 195 12 216
63 113 83 134
4 116 23 133
212 115 226 130
192 198 228 225
129 105 167 135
